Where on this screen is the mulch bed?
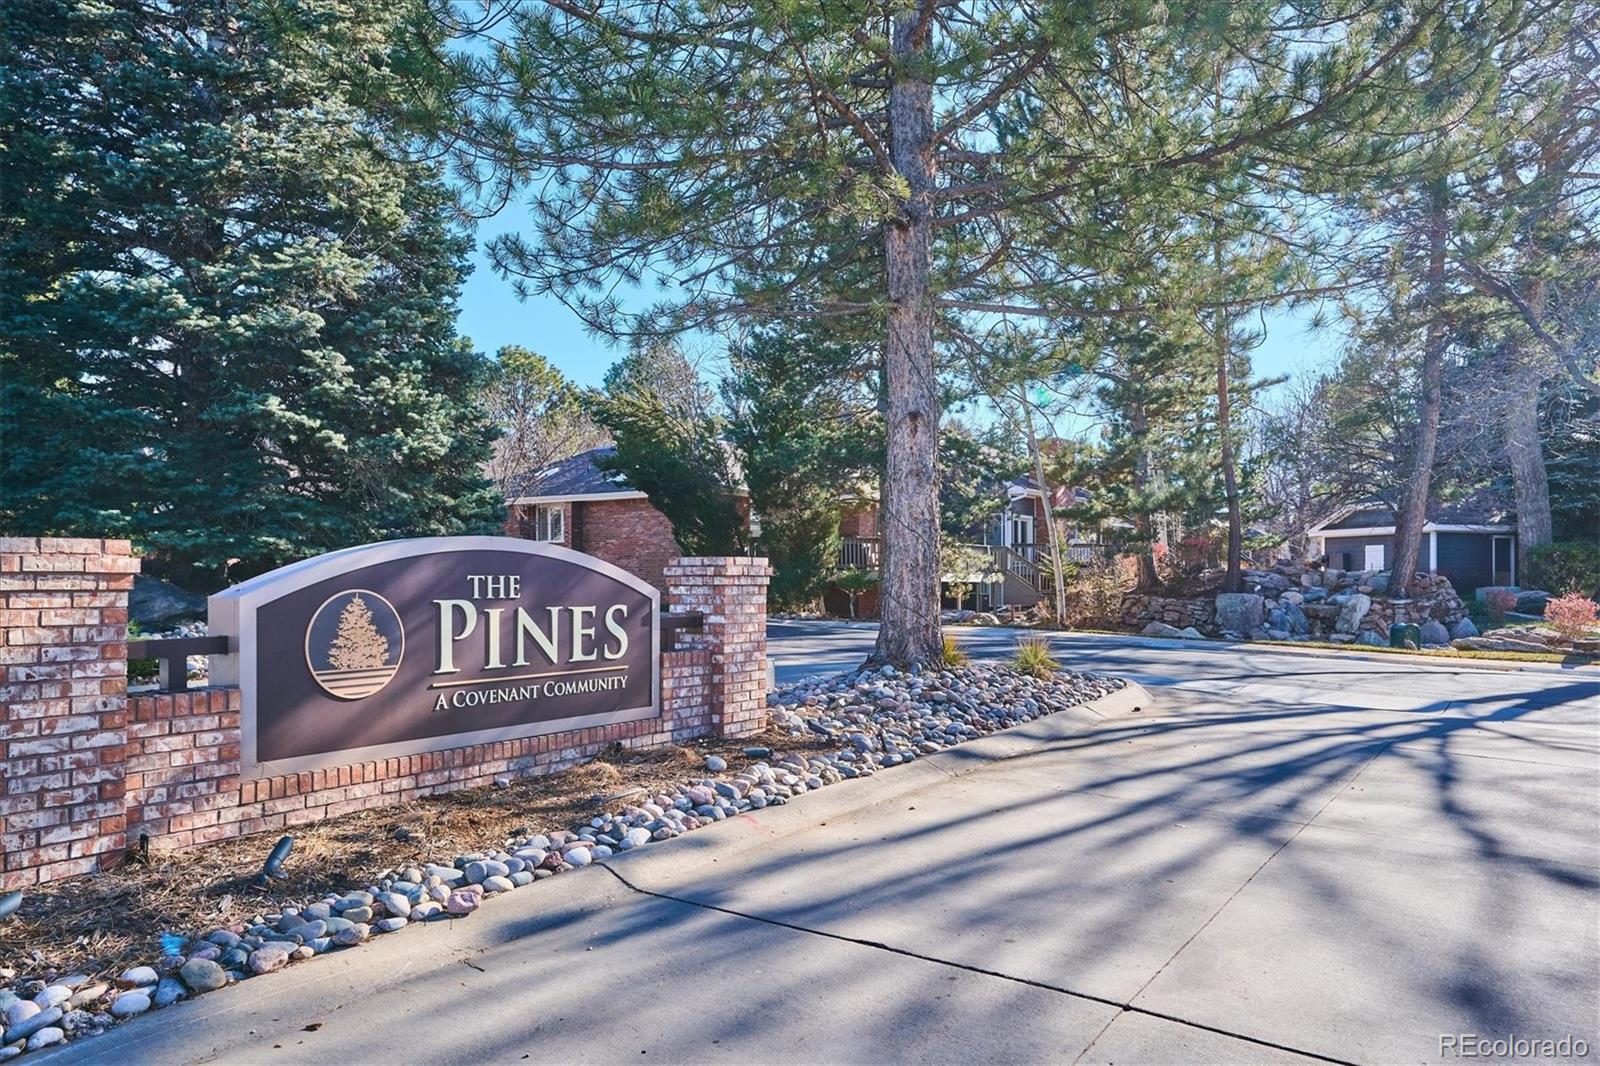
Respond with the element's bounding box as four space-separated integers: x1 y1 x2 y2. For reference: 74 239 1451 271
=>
1 726 830 987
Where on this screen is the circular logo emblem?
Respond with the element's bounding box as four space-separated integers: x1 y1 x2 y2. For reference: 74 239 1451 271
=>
304 589 405 700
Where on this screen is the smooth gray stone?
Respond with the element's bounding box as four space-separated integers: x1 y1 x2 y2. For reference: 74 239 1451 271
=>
179 958 227 993
375 891 411 917
333 924 370 947
153 978 187 1008
25 1027 66 1051
110 991 151 1017
287 918 326 940
333 892 373 912
5 1005 62 1042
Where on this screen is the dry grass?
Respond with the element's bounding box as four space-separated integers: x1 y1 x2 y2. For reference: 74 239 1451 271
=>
1 725 827 986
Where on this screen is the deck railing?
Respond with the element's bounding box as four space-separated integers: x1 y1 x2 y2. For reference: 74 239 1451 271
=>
838 536 881 571
839 537 1060 593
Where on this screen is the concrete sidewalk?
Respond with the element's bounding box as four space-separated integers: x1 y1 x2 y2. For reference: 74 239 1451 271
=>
44 666 1600 1065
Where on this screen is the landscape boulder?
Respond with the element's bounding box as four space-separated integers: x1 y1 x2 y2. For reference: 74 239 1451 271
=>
1335 593 1372 634
1515 590 1551 615
1214 593 1265 636
129 574 206 627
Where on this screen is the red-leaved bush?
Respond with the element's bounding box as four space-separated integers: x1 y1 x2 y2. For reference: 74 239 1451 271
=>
1545 592 1599 642
1484 588 1518 622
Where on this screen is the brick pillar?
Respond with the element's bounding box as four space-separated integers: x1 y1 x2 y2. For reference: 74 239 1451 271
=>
665 557 772 739
0 538 137 887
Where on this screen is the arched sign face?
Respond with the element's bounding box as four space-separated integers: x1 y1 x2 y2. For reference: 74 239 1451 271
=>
210 538 660 779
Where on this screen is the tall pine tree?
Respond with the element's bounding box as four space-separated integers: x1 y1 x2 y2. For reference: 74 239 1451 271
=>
456 0 1507 665
0 0 501 589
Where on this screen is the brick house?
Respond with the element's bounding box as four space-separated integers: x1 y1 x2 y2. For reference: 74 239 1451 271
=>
504 447 749 593
504 447 683 592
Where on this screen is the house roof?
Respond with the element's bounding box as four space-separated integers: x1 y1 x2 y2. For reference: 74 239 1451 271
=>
1307 495 1516 535
505 444 750 503
505 447 641 503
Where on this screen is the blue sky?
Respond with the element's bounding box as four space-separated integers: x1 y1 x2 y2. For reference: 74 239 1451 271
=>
455 214 1349 400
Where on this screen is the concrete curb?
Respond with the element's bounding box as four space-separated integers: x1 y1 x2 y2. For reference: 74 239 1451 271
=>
599 681 1156 879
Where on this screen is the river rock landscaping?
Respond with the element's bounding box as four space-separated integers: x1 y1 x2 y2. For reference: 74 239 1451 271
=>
0 661 1123 1059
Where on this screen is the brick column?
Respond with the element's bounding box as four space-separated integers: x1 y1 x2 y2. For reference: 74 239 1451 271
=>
665 557 772 739
0 537 137 887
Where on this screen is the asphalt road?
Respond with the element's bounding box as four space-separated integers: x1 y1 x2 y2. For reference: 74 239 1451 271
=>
49 626 1600 1065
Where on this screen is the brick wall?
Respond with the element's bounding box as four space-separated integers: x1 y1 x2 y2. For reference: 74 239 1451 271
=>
124 666 711 849
838 501 879 538
576 498 683 592
2 540 768 881
0 538 136 888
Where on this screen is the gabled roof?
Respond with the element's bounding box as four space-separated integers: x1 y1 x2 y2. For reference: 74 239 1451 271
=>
505 447 642 503
505 444 749 503
1307 495 1516 535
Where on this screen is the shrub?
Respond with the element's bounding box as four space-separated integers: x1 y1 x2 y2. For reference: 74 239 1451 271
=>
1484 587 1518 622
1155 534 1216 593
1526 541 1600 598
938 634 970 669
1065 554 1131 628
1011 636 1060 678
1545 592 1599 642
832 568 879 619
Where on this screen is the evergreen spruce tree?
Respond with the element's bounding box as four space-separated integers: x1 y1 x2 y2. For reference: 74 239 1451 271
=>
0 0 501 589
590 345 747 555
723 328 880 610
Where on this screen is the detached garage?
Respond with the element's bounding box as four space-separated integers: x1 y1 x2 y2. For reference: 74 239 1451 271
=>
1308 502 1517 595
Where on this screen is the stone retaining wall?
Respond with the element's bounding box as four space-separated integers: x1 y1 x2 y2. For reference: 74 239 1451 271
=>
1119 593 1216 632
1118 563 1468 644
1 542 770 887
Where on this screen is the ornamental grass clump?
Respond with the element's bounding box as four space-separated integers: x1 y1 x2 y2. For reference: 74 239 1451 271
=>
1545 592 1599 642
938 633 970 669
1011 636 1059 678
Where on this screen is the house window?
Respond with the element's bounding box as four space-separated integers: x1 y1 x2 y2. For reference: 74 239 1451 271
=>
1363 543 1385 570
529 504 564 543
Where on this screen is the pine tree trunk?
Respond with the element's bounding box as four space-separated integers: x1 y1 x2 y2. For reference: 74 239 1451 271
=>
1505 366 1553 557
872 7 941 668
1130 400 1161 590
1215 312 1243 593
1390 191 1449 598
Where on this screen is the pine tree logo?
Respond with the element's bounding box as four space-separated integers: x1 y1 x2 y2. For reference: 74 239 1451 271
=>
305 589 404 700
